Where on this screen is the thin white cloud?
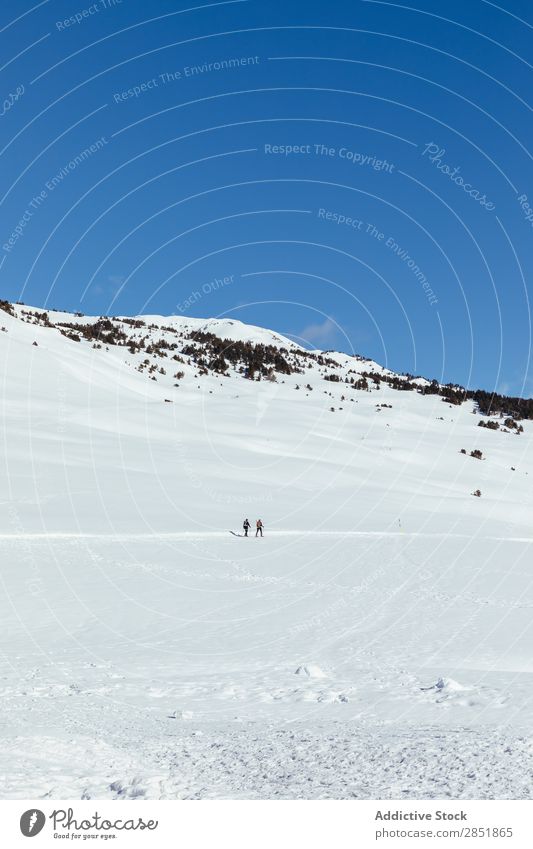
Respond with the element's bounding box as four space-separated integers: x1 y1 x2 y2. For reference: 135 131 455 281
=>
299 317 337 348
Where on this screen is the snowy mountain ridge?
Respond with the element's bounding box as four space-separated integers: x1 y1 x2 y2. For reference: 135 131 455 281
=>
2 300 394 383
0 299 502 399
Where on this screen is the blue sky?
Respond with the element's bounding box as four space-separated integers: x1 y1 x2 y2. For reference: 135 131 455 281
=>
1 0 532 394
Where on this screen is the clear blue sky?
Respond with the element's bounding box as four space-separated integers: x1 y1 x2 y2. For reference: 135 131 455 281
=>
1 0 532 394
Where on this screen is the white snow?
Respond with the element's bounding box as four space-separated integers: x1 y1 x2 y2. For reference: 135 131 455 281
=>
0 304 532 798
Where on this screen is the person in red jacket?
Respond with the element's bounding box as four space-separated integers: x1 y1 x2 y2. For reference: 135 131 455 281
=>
255 519 263 537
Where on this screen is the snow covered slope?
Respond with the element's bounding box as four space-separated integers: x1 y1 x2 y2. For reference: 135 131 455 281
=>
0 302 532 799
1 302 531 536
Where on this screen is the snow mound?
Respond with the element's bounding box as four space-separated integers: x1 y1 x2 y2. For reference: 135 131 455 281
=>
294 664 327 679
168 710 194 720
435 677 468 692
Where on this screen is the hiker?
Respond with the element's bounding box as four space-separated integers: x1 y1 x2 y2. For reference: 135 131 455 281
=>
243 518 250 537
255 519 263 537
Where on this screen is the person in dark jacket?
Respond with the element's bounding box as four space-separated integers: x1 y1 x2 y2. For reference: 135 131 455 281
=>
255 519 263 537
243 518 250 537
